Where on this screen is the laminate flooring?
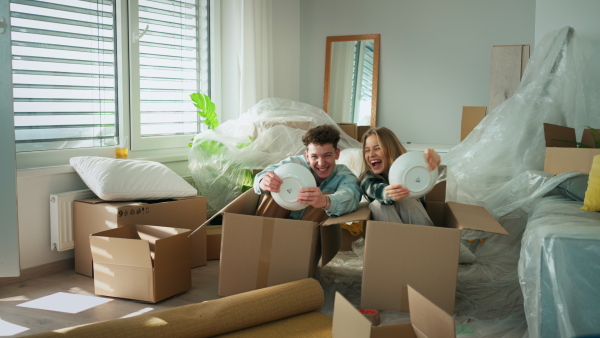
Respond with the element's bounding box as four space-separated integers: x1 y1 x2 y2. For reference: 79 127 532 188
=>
0 261 220 337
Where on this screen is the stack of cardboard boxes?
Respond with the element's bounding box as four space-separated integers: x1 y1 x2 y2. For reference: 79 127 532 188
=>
73 196 207 302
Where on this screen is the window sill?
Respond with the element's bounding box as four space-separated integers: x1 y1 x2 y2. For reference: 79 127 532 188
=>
17 148 191 178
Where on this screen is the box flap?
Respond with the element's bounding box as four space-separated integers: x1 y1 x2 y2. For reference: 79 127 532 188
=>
90 227 152 269
581 128 597 148
544 123 576 147
322 206 371 226
408 285 455 338
445 202 508 235
425 181 446 202
77 198 147 207
461 106 486 141
138 225 191 269
361 221 460 314
320 222 341 267
332 292 375 338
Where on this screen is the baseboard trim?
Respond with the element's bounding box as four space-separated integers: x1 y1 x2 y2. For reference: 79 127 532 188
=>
0 258 74 287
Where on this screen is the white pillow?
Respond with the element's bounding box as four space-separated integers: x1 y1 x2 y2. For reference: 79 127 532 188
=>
70 156 197 201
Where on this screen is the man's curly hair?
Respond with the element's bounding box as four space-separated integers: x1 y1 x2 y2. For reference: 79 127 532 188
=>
301 124 340 149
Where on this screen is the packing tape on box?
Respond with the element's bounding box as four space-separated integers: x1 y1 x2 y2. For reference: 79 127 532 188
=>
28 278 324 338
360 308 381 326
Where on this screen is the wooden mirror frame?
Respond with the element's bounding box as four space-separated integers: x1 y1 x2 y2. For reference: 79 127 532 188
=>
323 34 380 128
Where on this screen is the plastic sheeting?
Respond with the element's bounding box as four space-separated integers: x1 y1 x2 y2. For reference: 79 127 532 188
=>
441 26 600 338
188 98 361 216
519 194 600 338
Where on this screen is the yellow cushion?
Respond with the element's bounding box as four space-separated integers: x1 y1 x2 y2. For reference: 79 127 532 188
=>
581 155 600 211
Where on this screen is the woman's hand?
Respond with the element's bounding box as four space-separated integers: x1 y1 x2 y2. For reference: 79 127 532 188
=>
384 184 410 201
297 188 328 208
259 171 283 193
424 148 441 171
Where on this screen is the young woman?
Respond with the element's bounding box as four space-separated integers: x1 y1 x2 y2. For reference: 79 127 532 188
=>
359 127 440 224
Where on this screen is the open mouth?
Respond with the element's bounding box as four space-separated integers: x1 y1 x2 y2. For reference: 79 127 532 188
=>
370 159 382 170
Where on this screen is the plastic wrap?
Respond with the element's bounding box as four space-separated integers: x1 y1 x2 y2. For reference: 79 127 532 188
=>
188 98 361 216
438 26 600 337
519 195 600 338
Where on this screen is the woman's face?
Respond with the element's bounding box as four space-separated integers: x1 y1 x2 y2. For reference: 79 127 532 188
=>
364 134 389 175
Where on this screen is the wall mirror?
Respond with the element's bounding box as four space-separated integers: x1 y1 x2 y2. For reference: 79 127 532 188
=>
323 34 380 128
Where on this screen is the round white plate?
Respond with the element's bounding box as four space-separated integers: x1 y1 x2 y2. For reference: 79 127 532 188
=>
272 163 317 211
388 151 438 199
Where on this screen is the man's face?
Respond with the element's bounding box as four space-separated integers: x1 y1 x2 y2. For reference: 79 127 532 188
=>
304 143 340 183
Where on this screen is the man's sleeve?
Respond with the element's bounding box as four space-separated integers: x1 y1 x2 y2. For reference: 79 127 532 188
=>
326 172 361 216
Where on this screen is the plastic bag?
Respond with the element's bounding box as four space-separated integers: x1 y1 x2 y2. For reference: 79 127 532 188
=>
189 98 361 216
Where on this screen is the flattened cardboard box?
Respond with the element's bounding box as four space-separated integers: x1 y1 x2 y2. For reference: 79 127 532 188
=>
333 286 455 338
74 196 207 277
90 224 191 303
544 122 600 175
338 122 358 140
361 183 508 315
206 189 371 297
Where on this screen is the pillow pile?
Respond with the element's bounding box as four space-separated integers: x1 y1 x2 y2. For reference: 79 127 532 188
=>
70 156 197 201
581 154 600 212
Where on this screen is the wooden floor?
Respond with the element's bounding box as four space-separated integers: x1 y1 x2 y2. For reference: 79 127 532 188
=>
0 261 221 337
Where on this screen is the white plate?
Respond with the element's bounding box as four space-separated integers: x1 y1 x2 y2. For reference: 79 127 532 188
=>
388 151 438 199
272 163 317 211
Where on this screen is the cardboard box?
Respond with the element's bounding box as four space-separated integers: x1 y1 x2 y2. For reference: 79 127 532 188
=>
211 189 370 297
74 196 207 277
338 122 358 140
207 225 222 260
90 224 191 303
333 286 454 338
461 106 486 141
357 126 370 142
361 183 507 314
543 123 600 175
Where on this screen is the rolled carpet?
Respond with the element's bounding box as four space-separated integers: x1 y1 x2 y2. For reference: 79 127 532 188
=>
29 278 325 338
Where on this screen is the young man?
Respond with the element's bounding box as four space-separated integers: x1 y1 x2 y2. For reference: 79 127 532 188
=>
253 124 361 222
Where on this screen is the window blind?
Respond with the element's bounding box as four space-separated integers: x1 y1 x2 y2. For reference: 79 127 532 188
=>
137 0 208 137
10 0 116 152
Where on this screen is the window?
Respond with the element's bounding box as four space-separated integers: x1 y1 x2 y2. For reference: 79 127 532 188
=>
9 0 209 165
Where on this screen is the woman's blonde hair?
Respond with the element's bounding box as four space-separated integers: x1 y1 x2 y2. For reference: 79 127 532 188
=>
359 127 407 182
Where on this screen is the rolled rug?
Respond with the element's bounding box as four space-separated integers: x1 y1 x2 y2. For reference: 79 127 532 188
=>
28 278 325 338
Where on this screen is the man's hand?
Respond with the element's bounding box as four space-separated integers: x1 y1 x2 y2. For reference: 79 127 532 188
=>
384 184 410 201
259 171 283 193
297 187 328 209
424 148 441 171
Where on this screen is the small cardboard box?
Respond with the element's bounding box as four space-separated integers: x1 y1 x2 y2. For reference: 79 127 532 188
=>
338 122 358 140
333 286 455 338
207 225 222 260
208 189 370 297
357 126 370 142
544 123 600 175
361 183 507 315
74 196 207 277
90 224 192 303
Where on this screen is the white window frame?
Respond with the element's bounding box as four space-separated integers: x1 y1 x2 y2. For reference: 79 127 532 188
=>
15 0 216 170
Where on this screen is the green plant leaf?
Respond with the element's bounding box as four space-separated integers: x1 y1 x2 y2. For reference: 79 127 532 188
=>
239 169 255 192
236 136 254 149
190 93 219 129
198 140 225 155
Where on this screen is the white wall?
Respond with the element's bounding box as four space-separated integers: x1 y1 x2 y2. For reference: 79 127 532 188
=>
535 0 600 82
299 0 536 145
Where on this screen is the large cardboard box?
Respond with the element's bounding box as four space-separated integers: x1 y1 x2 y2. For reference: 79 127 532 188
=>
333 286 454 338
543 123 600 175
90 224 191 303
361 183 508 315
210 189 370 297
74 196 207 277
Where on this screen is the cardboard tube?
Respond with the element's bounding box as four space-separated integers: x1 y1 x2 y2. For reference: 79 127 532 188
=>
29 278 324 338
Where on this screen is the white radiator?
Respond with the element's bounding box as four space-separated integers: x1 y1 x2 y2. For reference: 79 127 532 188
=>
49 189 97 251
